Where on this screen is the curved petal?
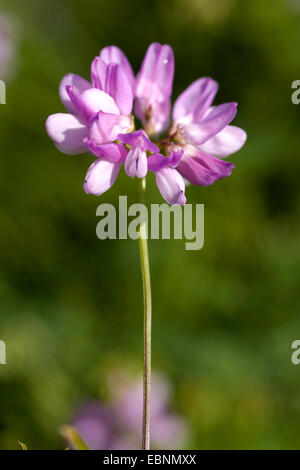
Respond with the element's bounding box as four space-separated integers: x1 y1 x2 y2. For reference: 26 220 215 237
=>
84 139 127 163
46 113 88 155
59 74 91 114
181 102 238 146
84 158 122 196
105 63 133 115
156 168 186 206
67 87 120 123
178 145 234 186
173 77 219 123
91 57 107 90
148 148 183 172
100 45 136 93
198 125 247 158
90 112 132 145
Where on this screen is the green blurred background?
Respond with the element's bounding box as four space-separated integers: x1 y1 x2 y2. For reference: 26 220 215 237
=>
0 0 300 450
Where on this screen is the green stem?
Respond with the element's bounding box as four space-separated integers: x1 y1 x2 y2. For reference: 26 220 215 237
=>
137 177 152 451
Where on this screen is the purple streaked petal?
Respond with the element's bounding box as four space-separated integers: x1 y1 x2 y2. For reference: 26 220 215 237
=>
124 145 148 179
84 158 122 196
91 56 107 90
118 130 159 153
177 145 234 186
148 154 172 172
197 125 247 158
105 64 133 115
173 77 219 124
168 147 184 167
59 74 91 114
89 111 132 145
84 138 127 163
156 168 186 206
46 113 88 155
181 102 238 146
100 45 136 93
148 147 184 172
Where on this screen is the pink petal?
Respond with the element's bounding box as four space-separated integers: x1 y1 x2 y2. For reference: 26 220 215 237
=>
136 43 161 99
84 158 122 196
155 44 175 99
91 57 107 90
173 77 219 123
136 43 174 102
198 125 247 158
151 99 172 135
100 45 136 93
135 43 174 134
118 129 159 153
148 148 183 172
105 64 133 115
45 113 88 155
59 74 91 114
90 111 132 145
81 88 119 118
67 87 120 123
84 139 127 163
177 145 234 186
182 102 237 146
156 168 186 206
134 97 171 135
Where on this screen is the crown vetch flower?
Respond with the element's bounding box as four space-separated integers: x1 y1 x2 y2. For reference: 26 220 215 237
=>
71 373 187 450
46 43 246 205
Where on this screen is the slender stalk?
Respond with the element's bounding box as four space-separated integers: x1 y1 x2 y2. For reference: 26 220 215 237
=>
137 177 152 450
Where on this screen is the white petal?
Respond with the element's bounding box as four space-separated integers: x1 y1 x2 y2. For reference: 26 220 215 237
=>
198 125 247 158
80 88 119 117
46 113 88 155
124 146 147 179
156 168 186 206
84 159 122 196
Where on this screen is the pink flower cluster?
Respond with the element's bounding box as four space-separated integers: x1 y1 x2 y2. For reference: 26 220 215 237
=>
46 43 246 205
71 373 187 450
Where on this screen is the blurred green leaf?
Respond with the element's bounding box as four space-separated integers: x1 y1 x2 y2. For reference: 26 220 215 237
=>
60 426 90 451
18 441 28 450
